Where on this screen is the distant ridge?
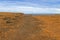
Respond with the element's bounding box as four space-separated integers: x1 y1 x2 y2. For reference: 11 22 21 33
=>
32 14 60 16
0 12 60 16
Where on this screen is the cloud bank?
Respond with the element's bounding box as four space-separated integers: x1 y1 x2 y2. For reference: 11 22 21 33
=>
0 1 60 14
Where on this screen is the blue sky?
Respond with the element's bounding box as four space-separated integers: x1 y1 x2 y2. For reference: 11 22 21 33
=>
0 0 60 14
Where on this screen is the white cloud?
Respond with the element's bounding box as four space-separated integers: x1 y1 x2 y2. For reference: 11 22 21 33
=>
0 1 60 14
0 6 60 14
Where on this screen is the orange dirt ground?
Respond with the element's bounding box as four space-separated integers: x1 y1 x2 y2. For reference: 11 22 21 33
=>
0 12 60 40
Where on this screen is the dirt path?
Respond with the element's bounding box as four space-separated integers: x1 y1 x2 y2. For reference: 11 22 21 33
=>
0 13 60 40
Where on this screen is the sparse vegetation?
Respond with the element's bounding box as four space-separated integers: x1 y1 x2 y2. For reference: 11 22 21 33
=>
0 12 59 40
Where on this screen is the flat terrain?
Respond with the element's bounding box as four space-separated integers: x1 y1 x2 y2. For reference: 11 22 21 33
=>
33 15 60 40
0 12 60 40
